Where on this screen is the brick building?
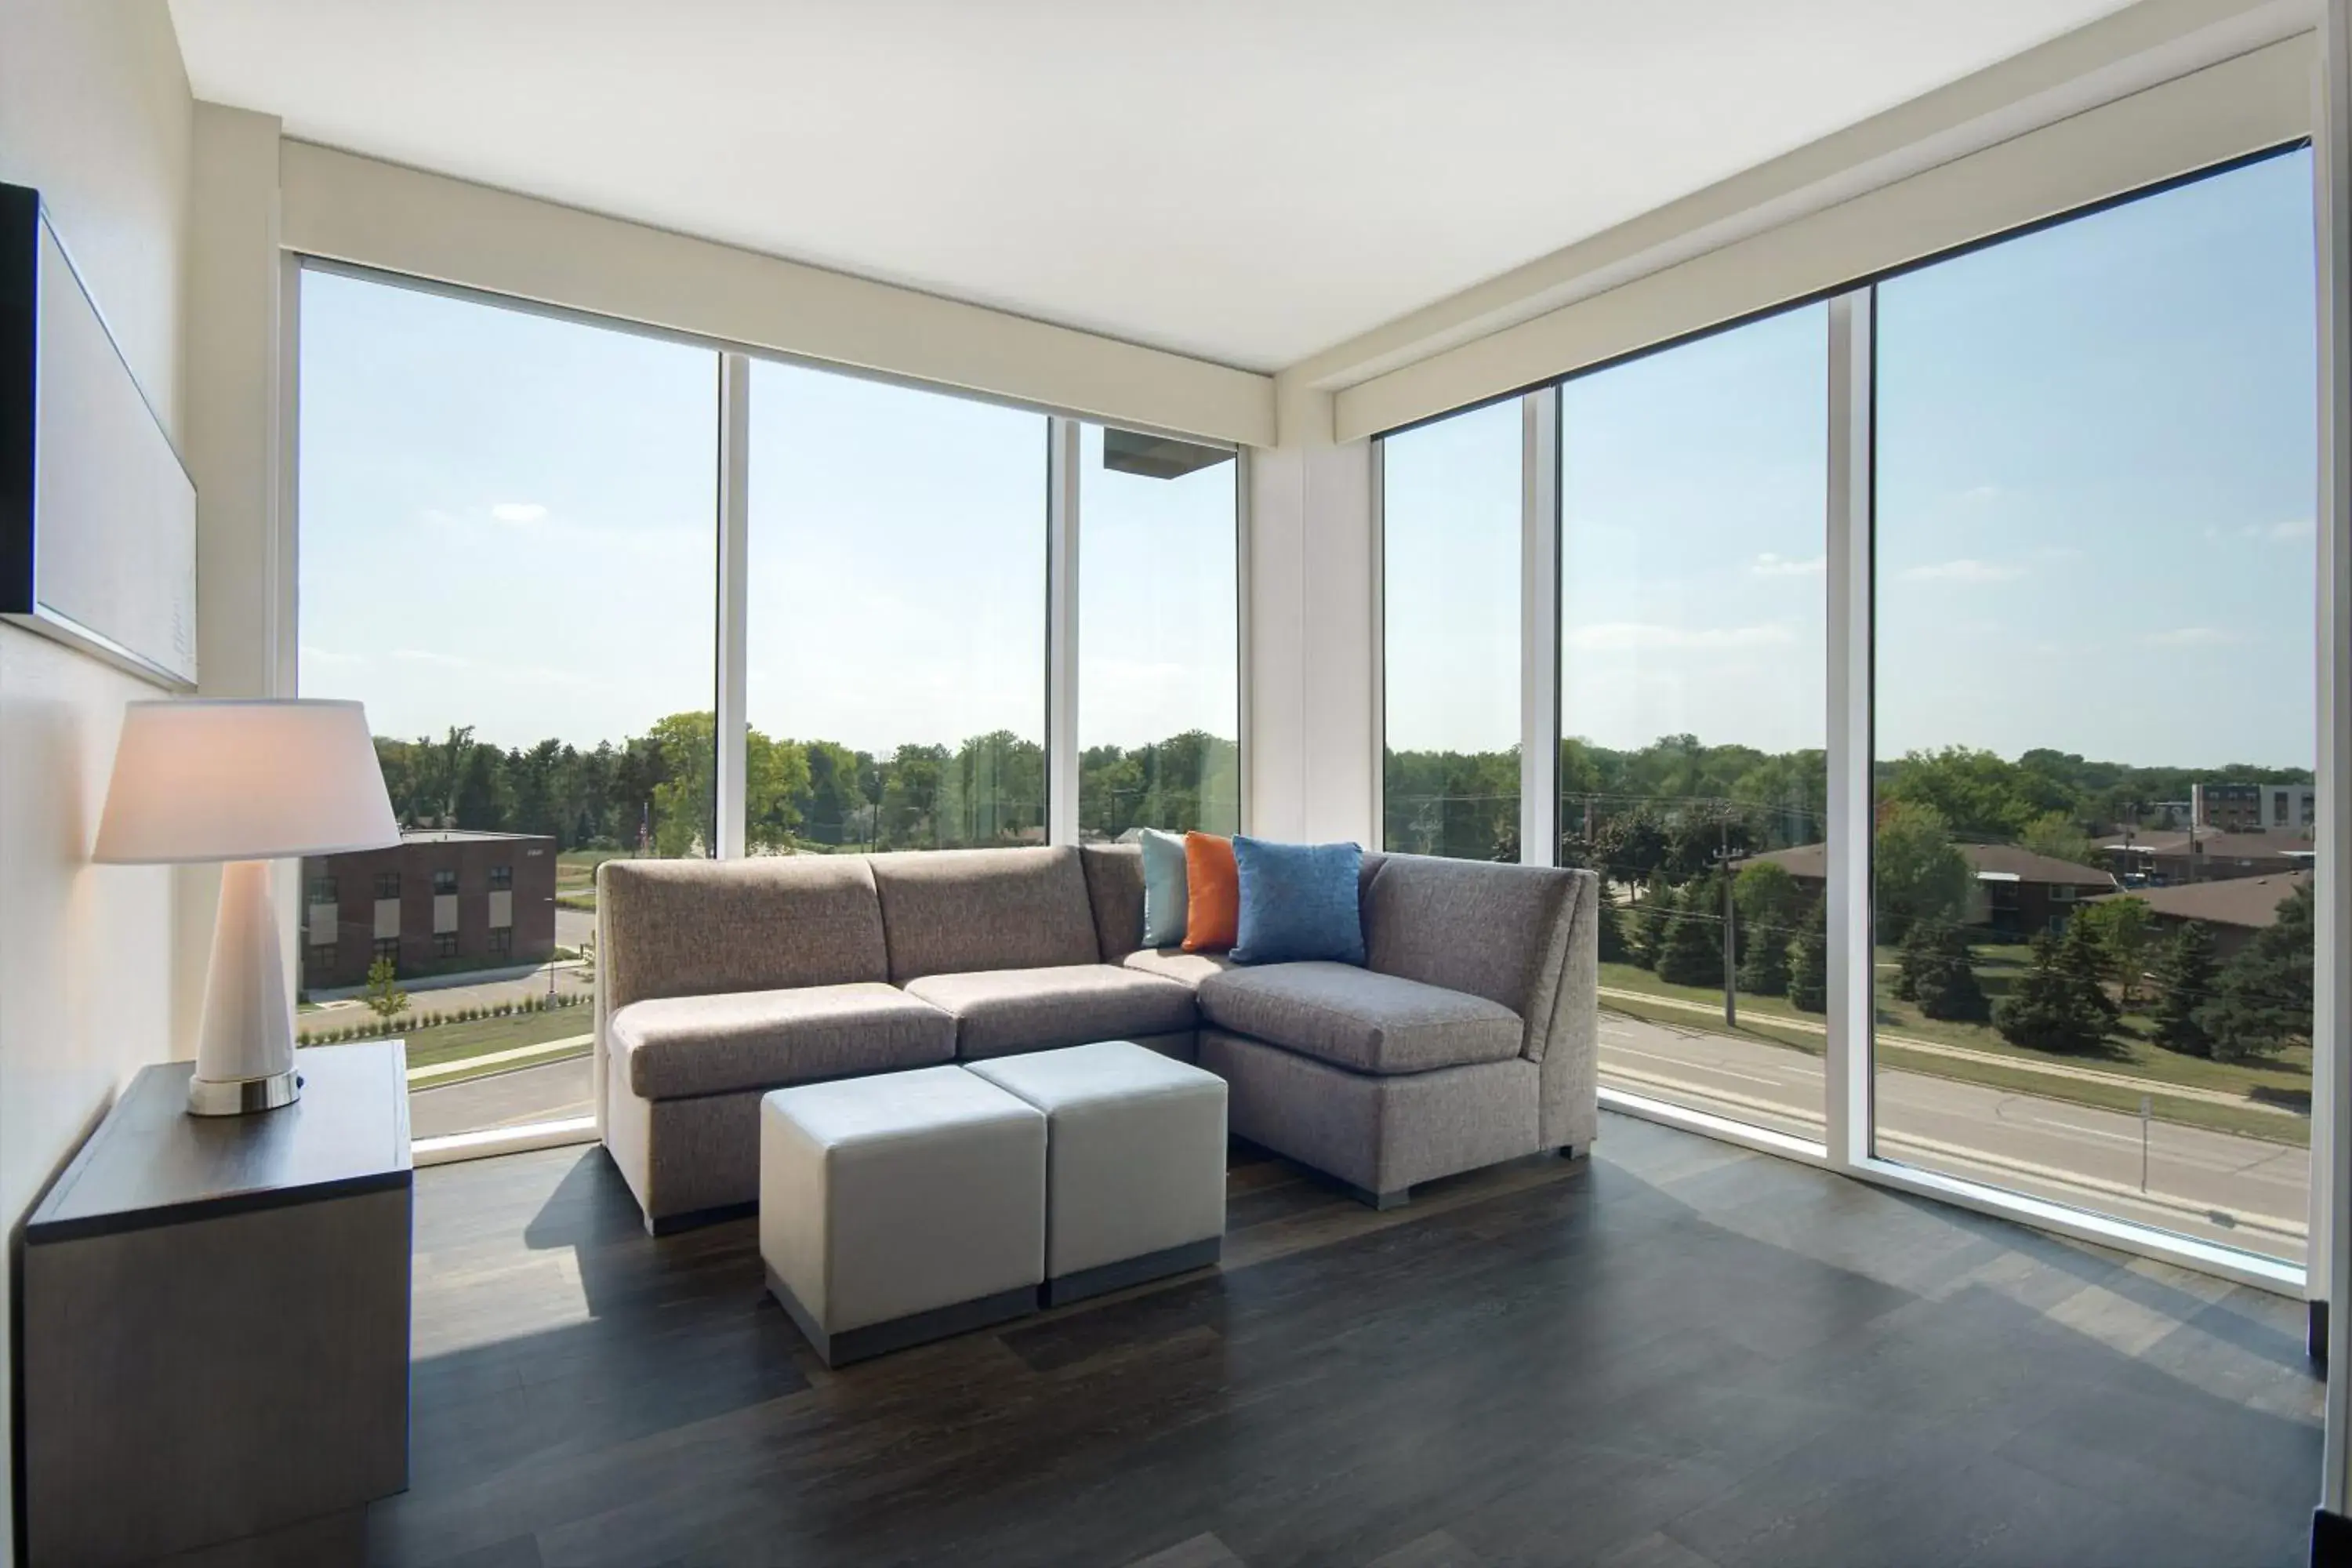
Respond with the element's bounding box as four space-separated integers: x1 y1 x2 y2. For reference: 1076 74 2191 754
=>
1744 841 2117 938
300 829 558 990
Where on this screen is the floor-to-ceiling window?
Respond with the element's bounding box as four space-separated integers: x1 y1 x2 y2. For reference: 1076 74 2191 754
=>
1381 399 1522 858
1560 304 1829 1143
296 267 719 1142
744 361 1048 851
1076 426 1240 840
1872 149 2317 1265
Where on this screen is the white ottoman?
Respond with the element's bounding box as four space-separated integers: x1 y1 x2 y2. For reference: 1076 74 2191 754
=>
760 1065 1045 1367
966 1040 1227 1306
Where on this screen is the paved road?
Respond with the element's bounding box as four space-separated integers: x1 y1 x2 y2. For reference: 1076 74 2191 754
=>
410 1054 593 1140
1599 1014 2308 1265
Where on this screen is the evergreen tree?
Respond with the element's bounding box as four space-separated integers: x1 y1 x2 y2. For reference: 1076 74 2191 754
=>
1656 873 1725 988
1910 924 1989 1022
1595 890 1628 964
1735 920 1790 996
1789 896 1828 1014
1634 884 1679 971
2200 882 2315 1063
1893 918 1936 1002
2151 918 2218 1058
1994 926 2117 1054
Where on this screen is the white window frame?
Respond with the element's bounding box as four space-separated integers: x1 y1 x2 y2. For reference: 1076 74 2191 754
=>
282 260 1247 1163
1374 157 2321 1301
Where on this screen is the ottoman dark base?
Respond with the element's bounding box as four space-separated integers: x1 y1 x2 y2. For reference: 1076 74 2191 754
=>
1042 1236 1222 1308
767 1265 1037 1368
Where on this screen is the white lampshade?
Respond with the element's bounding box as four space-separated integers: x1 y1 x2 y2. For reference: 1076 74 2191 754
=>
93 699 401 865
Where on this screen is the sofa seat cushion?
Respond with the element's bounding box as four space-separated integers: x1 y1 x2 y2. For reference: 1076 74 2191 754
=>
1196 961 1522 1075
904 964 1200 1060
1121 947 1232 988
612 982 956 1101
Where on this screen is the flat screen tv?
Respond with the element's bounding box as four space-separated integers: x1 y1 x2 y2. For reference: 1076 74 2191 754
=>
0 181 197 688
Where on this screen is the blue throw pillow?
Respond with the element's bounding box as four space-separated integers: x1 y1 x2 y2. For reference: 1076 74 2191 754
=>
1138 828 1189 949
1231 837 1366 966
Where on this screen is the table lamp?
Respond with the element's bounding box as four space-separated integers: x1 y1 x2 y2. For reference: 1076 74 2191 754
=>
94 699 401 1115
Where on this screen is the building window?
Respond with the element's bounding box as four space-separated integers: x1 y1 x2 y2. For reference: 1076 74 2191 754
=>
488 865 512 891
373 872 400 901
372 937 399 968
488 927 512 957
1077 426 1240 840
433 868 458 896
747 360 1047 851
307 941 336 969
434 933 459 958
1559 302 1828 1144
1872 147 2314 1267
1381 398 1521 859
307 874 338 904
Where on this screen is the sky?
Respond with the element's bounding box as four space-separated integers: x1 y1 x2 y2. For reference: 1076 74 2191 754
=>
303 148 2314 773
1384 147 2317 771
298 273 1236 756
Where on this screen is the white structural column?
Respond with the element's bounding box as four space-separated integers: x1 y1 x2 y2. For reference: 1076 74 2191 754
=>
1249 383 1377 846
1521 390 1560 866
714 353 752 859
1824 289 1875 1173
2319 0 2352 1526
1047 418 1082 846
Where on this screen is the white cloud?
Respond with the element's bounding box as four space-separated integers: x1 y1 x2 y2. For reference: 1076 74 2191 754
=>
490 502 548 524
2262 517 2314 543
1568 622 1796 652
2141 626 2245 648
1899 558 2024 585
391 648 470 667
1749 553 1825 578
299 644 365 667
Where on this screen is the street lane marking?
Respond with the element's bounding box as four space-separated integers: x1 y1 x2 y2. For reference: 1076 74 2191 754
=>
1607 1046 1790 1090
408 1033 593 1086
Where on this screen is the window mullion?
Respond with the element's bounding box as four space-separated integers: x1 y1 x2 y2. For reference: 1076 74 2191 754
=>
715 351 750 859
1521 389 1560 866
1047 417 1080 847
1824 288 1875 1174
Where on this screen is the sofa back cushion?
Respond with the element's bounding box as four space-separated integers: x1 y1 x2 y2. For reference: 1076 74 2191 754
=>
1360 854 1584 1058
600 856 889 1014
871 846 1102 982
1079 843 1147 960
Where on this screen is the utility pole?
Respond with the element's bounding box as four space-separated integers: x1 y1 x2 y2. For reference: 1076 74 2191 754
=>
1719 818 1737 1029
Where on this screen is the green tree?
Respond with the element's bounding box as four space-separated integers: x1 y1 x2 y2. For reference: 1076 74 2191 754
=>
1788 896 1828 1013
2200 882 2314 1063
361 956 408 1025
2071 897 2156 1009
1873 801 1974 945
1633 884 1679 971
2151 918 2219 1058
1736 920 1791 996
744 728 812 851
1909 924 1989 1022
1884 746 2070 841
1656 873 1725 988
1594 888 1628 964
1995 926 2118 1054
2019 811 2102 872
647 710 717 856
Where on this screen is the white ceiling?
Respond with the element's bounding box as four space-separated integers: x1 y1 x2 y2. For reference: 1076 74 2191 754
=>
169 0 2136 372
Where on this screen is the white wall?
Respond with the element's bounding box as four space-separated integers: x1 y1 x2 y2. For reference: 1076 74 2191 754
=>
0 3 193 1560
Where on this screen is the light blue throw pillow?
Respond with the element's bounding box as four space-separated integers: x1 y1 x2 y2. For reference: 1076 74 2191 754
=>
1231 837 1366 966
1138 827 1189 949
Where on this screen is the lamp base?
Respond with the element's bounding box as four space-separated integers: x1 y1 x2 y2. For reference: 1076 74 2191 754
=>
187 1067 304 1117
188 858 301 1119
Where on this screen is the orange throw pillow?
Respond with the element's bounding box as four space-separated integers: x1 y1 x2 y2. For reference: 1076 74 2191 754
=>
1182 832 1240 953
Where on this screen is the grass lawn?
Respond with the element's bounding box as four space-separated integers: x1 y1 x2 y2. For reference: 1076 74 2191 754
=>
301 1006 591 1080
1600 955 2311 1149
556 848 649 907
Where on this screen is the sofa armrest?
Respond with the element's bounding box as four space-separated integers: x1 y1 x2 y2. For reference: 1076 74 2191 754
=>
1532 871 1599 1151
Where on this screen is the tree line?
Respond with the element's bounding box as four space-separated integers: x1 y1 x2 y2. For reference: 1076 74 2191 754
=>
369 714 1238 857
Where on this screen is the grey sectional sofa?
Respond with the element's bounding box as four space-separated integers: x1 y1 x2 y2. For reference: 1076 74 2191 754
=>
596 844 1598 1232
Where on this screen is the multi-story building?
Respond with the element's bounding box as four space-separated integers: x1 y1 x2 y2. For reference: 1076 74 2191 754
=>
2192 780 2314 832
299 829 558 990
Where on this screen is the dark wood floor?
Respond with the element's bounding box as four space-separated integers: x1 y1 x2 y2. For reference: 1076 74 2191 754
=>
373 1112 2322 1568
